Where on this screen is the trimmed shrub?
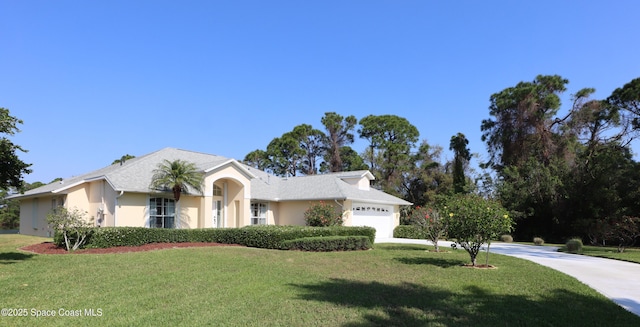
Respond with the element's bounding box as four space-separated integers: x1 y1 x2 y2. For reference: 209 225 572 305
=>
565 238 583 254
533 237 545 246
282 236 371 251
78 225 376 251
500 234 513 243
393 225 429 239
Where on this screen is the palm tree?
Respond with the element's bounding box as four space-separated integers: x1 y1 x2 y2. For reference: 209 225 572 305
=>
149 159 204 201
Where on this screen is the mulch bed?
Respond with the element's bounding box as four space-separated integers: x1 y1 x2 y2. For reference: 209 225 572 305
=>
20 242 241 255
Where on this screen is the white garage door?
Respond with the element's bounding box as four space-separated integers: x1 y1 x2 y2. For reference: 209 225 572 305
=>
351 203 394 239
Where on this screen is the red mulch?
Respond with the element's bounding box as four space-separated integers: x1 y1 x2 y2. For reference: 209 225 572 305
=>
20 242 241 255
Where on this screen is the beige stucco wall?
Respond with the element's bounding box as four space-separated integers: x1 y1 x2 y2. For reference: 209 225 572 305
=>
65 184 90 214
19 197 57 237
115 193 147 227
177 196 200 228
274 200 344 226
86 180 118 227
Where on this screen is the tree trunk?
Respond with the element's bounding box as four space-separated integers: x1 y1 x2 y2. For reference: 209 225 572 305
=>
485 242 491 267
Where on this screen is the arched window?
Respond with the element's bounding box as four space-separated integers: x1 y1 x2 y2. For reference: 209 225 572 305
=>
150 198 175 228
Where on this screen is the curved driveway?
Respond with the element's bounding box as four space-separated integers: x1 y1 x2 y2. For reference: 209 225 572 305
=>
376 238 640 317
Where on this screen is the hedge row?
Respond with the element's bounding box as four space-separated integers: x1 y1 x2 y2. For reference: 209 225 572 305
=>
282 236 371 251
393 225 430 239
54 225 376 250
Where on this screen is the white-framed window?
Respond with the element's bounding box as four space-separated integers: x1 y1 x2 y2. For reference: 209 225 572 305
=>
149 198 175 228
213 184 222 196
51 197 65 209
250 202 267 225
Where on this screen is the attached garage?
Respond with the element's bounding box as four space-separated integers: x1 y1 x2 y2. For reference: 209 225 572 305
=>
351 202 395 239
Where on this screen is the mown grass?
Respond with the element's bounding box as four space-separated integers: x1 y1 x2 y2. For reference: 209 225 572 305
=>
572 245 640 264
2 235 639 326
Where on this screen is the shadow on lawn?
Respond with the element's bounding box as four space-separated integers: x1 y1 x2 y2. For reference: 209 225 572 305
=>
0 251 35 264
290 279 640 327
394 256 463 268
376 244 429 252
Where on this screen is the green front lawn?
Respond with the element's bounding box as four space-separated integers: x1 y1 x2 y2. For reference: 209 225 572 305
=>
575 245 640 264
2 235 639 326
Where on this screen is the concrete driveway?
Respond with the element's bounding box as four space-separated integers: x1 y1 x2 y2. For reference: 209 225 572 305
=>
376 238 640 317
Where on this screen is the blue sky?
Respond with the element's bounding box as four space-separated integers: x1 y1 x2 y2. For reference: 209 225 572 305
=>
1 1 639 184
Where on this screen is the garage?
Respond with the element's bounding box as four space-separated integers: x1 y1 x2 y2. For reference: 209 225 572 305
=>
351 203 395 239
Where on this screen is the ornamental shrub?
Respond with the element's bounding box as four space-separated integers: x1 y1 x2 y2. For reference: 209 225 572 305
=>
565 238 583 254
282 236 371 251
442 194 512 266
409 206 447 251
79 225 376 250
533 237 545 246
304 201 344 227
393 225 429 239
47 207 94 251
500 234 513 242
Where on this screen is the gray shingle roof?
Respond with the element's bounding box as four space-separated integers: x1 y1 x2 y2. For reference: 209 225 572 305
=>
12 148 411 206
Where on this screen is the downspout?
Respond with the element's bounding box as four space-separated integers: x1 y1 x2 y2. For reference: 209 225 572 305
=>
114 191 124 226
334 199 345 225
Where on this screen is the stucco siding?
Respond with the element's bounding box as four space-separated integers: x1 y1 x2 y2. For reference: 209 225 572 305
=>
19 197 55 237
276 200 343 226
177 196 200 229
65 184 91 214
115 193 147 227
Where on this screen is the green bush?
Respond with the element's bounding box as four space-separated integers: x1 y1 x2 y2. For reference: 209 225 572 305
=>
282 236 371 251
500 234 513 242
304 201 344 226
77 225 376 250
565 238 583 254
533 237 545 246
393 225 429 239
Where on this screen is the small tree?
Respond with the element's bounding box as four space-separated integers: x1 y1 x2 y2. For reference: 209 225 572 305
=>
609 216 640 253
443 194 512 266
149 159 204 202
47 207 93 251
409 206 447 252
304 201 343 227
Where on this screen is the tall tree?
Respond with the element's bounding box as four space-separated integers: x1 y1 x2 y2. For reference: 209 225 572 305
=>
0 107 32 191
149 159 204 202
402 141 452 206
112 154 136 165
481 75 573 241
449 133 471 194
607 77 640 139
321 112 357 172
358 114 419 195
481 75 569 172
266 134 304 177
243 149 270 171
291 124 326 175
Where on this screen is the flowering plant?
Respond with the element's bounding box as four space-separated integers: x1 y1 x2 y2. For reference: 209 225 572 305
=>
409 206 447 252
304 201 344 227
443 194 512 266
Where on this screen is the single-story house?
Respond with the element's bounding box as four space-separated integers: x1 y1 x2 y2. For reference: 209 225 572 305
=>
11 147 411 239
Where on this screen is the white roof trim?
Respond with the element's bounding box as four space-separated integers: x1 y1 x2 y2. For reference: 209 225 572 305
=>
52 176 117 194
204 159 257 178
340 171 375 180
52 180 86 193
